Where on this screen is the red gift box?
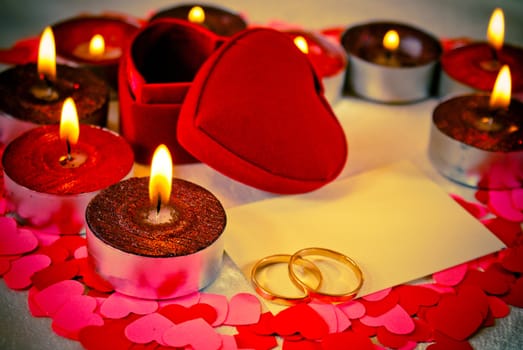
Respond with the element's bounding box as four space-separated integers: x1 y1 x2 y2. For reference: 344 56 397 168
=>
119 19 347 194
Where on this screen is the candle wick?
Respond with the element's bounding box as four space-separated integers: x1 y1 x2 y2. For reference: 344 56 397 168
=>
156 196 161 215
490 47 499 63
66 140 72 161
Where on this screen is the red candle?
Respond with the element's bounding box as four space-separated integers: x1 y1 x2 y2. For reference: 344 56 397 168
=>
52 14 140 90
150 3 247 36
440 8 523 98
2 98 134 233
0 27 109 144
86 145 226 299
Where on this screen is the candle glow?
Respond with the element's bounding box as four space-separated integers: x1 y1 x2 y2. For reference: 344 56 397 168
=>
59 97 80 146
37 26 56 81
383 30 400 52
487 8 504 51
294 36 309 54
188 6 205 24
89 34 105 57
489 65 511 110
149 144 173 210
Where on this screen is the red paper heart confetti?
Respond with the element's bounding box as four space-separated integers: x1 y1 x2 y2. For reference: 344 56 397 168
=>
309 302 339 334
282 338 321 350
360 304 415 335
163 318 222 349
234 328 278 350
100 292 158 319
236 311 276 336
33 240 70 264
0 255 16 276
502 277 523 308
362 287 391 301
450 194 490 219
199 293 229 326
336 300 366 319
79 314 141 350
159 302 218 325
433 263 468 286
360 289 400 317
376 326 410 349
482 217 522 247
0 216 38 255
427 331 474 350
462 264 515 296
487 296 510 318
396 285 440 316
31 259 80 290
499 246 523 273
3 254 51 289
488 190 523 222
125 312 174 345
271 303 329 340
333 305 351 332
321 330 375 350
76 257 114 293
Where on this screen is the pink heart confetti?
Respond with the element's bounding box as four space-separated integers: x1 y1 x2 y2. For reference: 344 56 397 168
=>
362 288 391 301
219 334 238 350
511 188 523 210
52 294 104 339
28 286 46 317
224 292 261 326
125 312 174 345
0 255 16 276
199 293 229 326
488 190 523 222
33 280 86 316
309 302 338 333
163 318 222 350
31 259 80 290
0 216 38 255
158 291 201 308
3 254 51 289
433 263 468 286
74 246 88 259
333 305 351 332
100 292 158 319
360 304 415 335
336 300 366 319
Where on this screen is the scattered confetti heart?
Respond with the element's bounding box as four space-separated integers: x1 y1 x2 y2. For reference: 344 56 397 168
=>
376 326 410 349
361 289 399 316
427 331 474 350
309 302 338 333
163 318 222 350
100 292 158 319
159 291 201 308
199 293 229 326
433 263 468 286
159 302 217 325
219 334 238 350
52 294 104 339
488 190 523 222
27 286 46 317
3 254 51 289
333 305 351 332
33 280 86 316
487 296 510 318
511 188 523 210
236 311 275 336
321 330 375 350
282 338 321 350
360 304 414 335
74 246 88 259
33 241 69 264
482 217 522 247
396 284 440 315
76 257 114 293
234 326 278 350
0 216 38 255
31 259 80 290
499 246 523 273
79 315 140 350
0 255 14 276
362 288 391 301
271 303 329 340
336 300 365 319
224 292 261 326
125 312 175 345
450 194 489 219
502 277 523 308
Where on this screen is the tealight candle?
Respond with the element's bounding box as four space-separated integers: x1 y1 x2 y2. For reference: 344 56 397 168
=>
286 30 347 104
2 98 134 233
341 21 442 103
51 15 140 91
150 3 247 36
86 145 226 299
439 8 523 99
0 27 109 144
428 65 523 189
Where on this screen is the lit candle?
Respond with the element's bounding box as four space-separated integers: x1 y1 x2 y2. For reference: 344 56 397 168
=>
0 27 109 144
428 65 523 189
2 98 134 233
86 144 226 299
439 8 523 98
150 3 247 36
72 34 122 62
341 21 441 103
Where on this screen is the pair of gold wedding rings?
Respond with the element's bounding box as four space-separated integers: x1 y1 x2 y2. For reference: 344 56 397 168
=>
251 247 364 305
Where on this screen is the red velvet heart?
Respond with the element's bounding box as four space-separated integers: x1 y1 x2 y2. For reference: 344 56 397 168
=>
178 27 347 194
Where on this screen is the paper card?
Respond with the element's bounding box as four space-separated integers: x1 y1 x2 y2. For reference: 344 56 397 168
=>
224 161 506 299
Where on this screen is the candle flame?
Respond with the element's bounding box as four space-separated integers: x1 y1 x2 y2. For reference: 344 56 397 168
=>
487 8 504 51
59 97 79 145
89 34 105 57
188 6 205 24
383 30 400 52
149 144 173 209
293 36 309 54
489 65 511 109
37 26 56 81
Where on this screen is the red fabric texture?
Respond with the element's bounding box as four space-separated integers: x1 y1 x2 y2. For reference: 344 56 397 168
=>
120 19 348 193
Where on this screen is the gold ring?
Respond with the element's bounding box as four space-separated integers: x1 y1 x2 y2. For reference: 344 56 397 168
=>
251 254 322 305
288 247 364 303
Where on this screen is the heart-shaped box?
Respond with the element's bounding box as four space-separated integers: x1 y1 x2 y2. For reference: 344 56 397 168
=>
119 19 347 194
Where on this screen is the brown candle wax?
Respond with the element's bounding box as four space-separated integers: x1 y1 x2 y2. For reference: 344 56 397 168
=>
86 177 226 257
150 4 247 37
433 95 522 152
0 63 109 126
